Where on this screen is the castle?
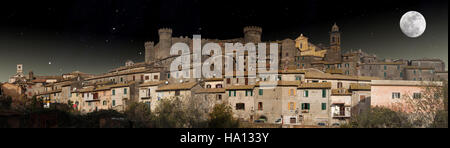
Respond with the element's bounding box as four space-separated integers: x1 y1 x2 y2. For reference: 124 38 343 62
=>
142 24 447 82
3 24 447 126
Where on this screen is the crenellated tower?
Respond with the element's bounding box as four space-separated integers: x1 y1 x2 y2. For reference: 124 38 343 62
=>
243 26 262 43
145 41 155 64
157 28 173 59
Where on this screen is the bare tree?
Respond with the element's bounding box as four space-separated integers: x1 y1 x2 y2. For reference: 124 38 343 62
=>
400 82 445 128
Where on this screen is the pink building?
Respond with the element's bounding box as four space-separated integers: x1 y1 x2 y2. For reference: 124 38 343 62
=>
371 80 443 111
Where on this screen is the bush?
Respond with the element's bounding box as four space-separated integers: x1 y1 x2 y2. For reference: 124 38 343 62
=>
124 102 154 128
346 107 412 128
0 96 12 110
208 104 239 128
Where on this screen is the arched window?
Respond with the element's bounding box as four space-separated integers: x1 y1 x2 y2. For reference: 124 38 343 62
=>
206 84 212 88
337 82 343 88
216 84 223 88
103 101 107 106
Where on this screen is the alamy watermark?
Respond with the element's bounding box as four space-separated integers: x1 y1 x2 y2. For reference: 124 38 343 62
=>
170 35 279 89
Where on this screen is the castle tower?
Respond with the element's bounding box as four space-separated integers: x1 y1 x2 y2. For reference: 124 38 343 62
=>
157 28 173 59
243 26 262 43
29 71 34 80
16 64 24 77
326 23 342 62
145 41 155 64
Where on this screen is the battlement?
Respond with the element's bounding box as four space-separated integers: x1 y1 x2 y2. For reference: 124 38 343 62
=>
145 41 154 46
243 26 262 33
158 28 173 34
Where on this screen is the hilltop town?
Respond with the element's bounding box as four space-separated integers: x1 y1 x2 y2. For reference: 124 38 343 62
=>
1 24 448 127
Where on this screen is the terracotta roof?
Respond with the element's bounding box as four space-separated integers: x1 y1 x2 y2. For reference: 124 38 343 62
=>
31 79 47 83
257 81 301 87
349 83 371 91
204 78 224 82
404 66 435 70
140 81 164 87
38 89 62 95
332 89 352 96
325 69 344 74
109 82 136 89
305 70 378 81
77 87 95 93
87 69 159 81
225 85 255 90
279 70 306 74
361 62 404 65
156 82 198 91
195 88 226 94
298 82 331 89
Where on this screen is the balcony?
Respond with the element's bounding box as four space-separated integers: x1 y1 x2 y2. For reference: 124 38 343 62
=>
332 105 351 118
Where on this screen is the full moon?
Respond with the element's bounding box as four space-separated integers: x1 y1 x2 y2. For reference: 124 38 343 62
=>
400 11 427 38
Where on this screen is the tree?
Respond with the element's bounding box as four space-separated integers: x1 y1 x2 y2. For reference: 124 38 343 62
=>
208 103 239 128
124 102 154 128
0 96 12 110
344 107 411 128
400 82 445 127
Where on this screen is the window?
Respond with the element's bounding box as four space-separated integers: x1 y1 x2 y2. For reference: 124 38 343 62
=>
112 100 116 106
154 75 159 80
217 95 222 100
392 92 401 99
133 76 135 81
360 95 366 103
259 89 264 96
103 101 107 106
301 103 310 110
206 84 212 88
175 91 181 96
147 88 151 97
216 84 223 88
227 78 231 84
288 102 295 111
304 90 309 97
120 77 124 82
322 89 327 98
88 102 92 106
384 65 387 70
112 90 115 96
145 102 151 110
245 90 253 96
413 93 422 99
168 73 171 78
296 77 301 80
258 102 263 111
322 103 327 110
124 88 127 94
289 89 295 96
337 82 343 88
236 103 245 110
400 72 403 77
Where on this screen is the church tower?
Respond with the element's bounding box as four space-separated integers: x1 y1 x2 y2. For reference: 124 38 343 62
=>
326 23 342 62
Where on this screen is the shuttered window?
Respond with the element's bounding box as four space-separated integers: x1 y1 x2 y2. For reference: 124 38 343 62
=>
322 89 327 98
322 103 327 110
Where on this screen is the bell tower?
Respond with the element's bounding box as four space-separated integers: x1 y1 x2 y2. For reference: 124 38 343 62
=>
326 23 342 62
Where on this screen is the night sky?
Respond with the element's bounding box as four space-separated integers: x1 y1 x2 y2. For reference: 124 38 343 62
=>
0 0 448 82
